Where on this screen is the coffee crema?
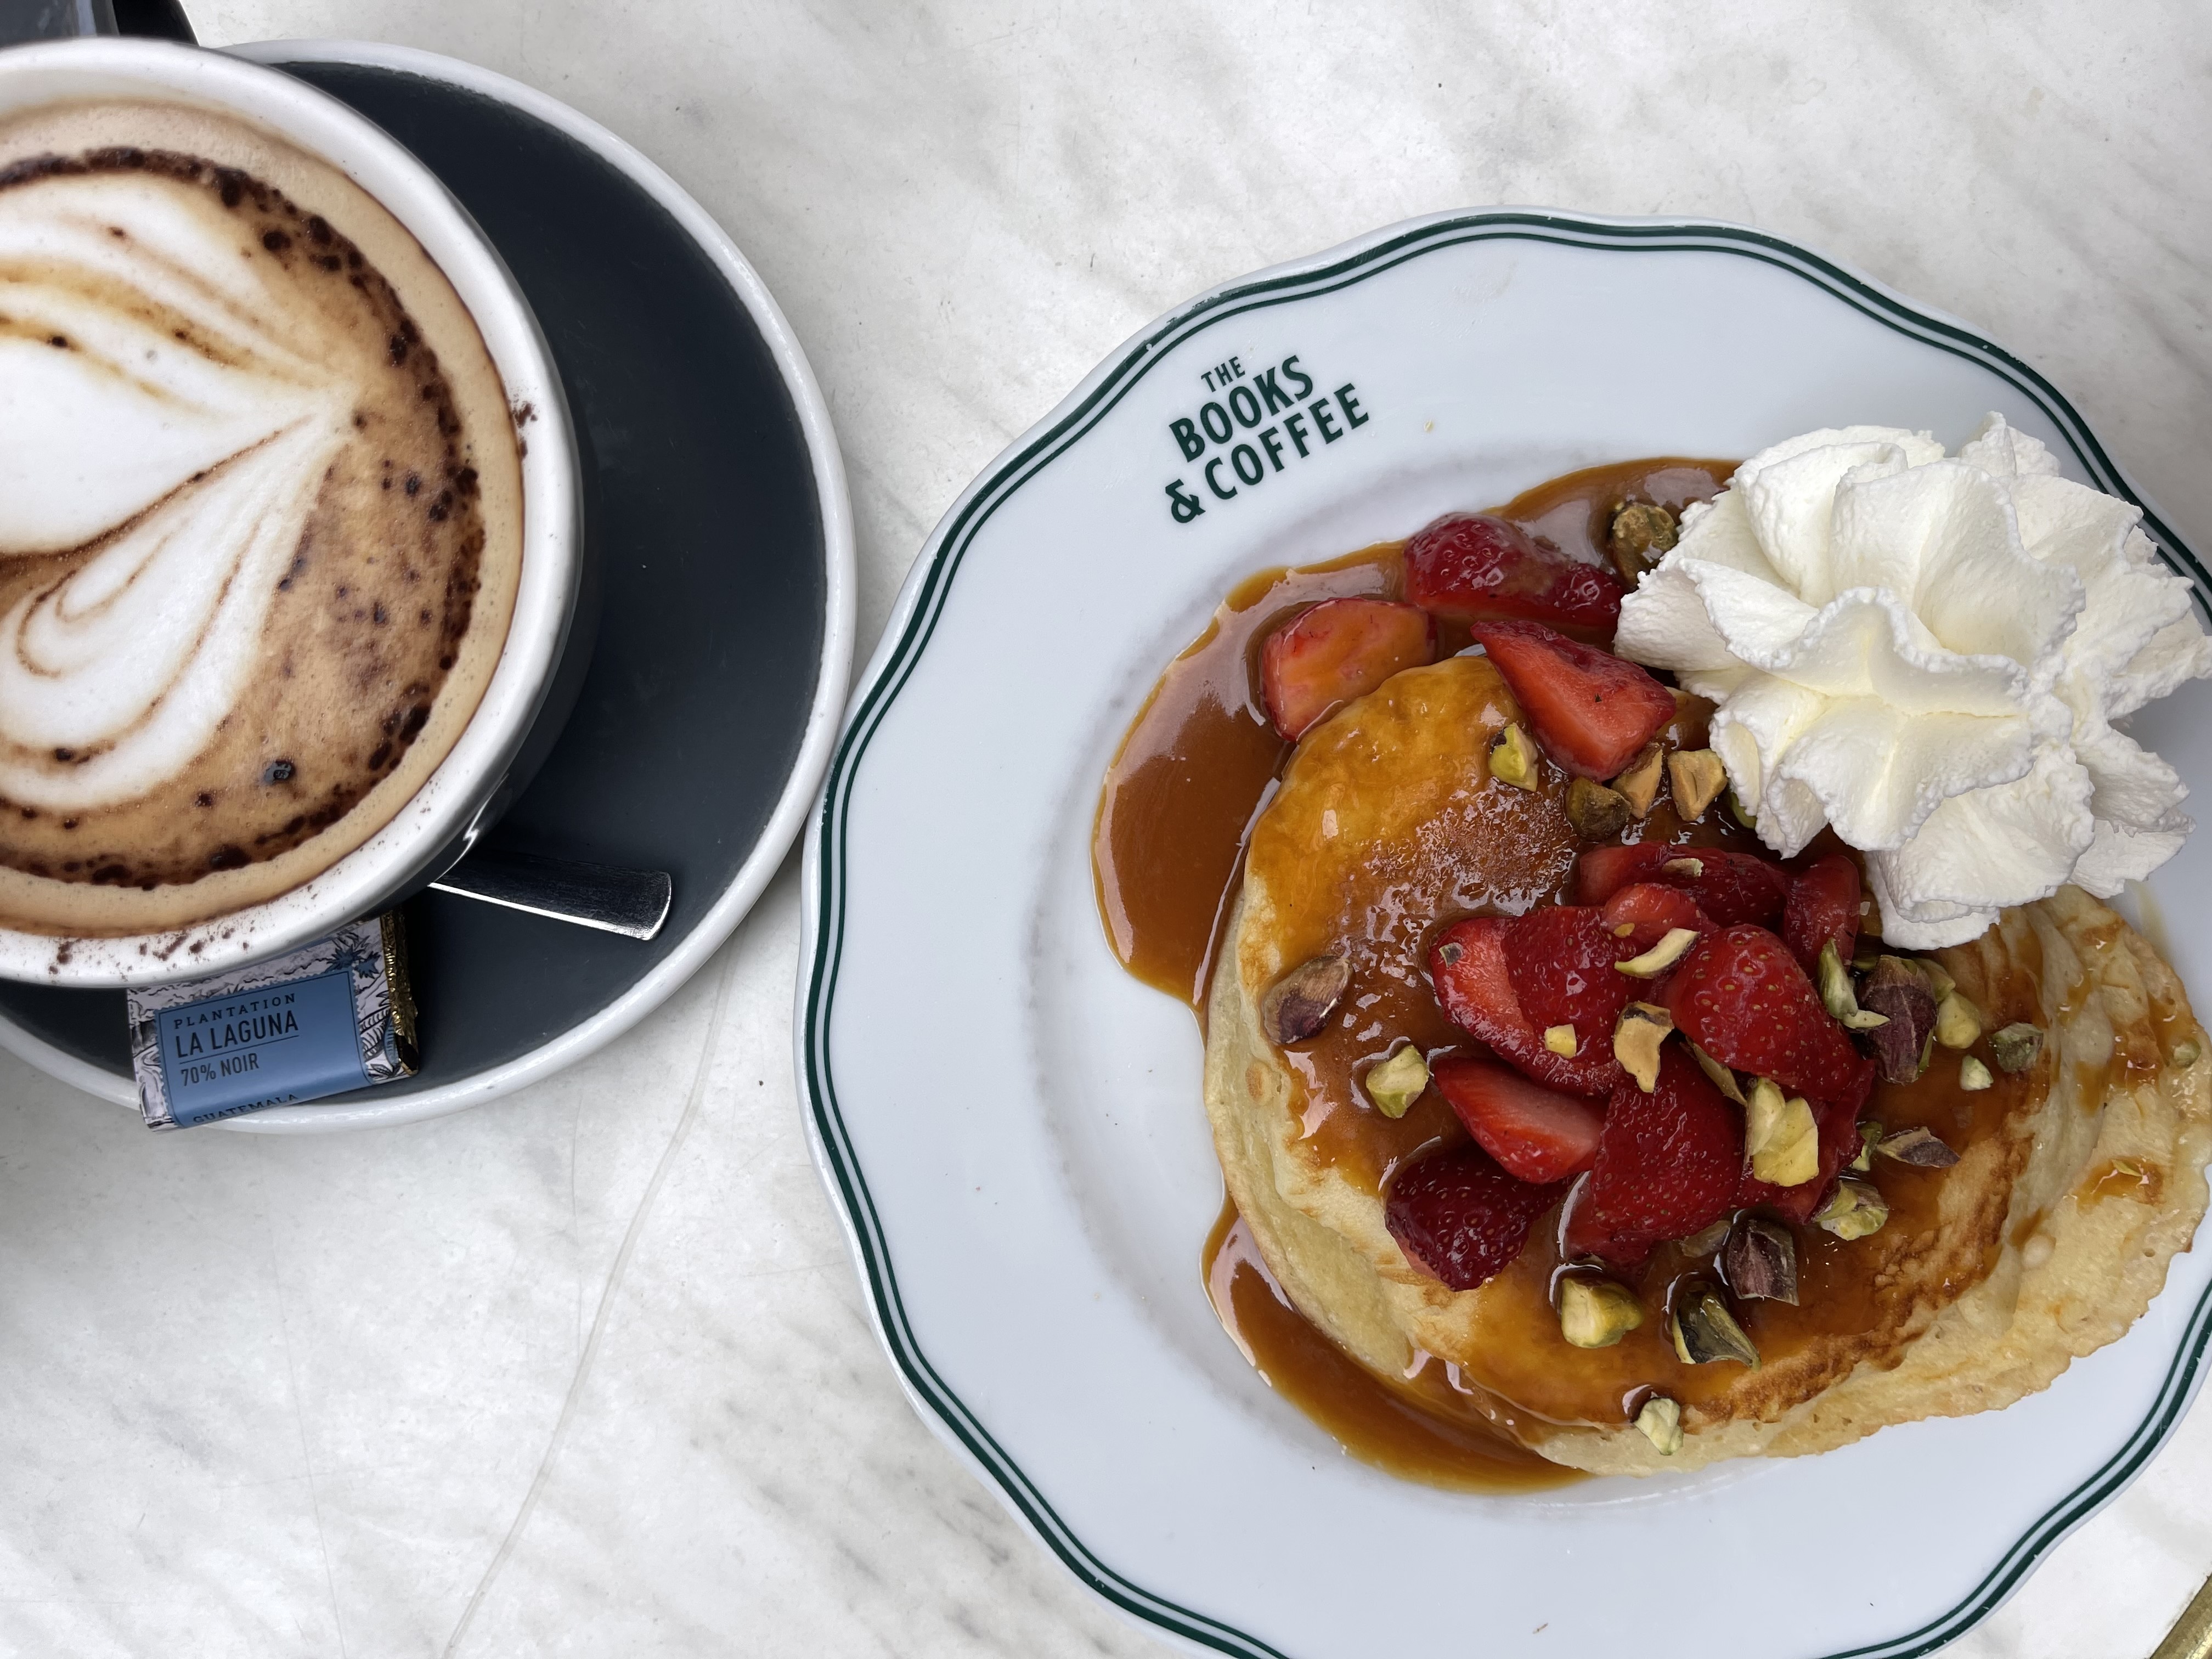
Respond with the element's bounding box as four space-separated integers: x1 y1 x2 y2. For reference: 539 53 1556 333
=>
0 99 523 936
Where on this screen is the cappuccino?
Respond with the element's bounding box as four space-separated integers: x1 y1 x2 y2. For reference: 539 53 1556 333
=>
0 98 523 935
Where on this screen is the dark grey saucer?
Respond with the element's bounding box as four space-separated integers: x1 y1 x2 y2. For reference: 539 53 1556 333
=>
0 51 839 1122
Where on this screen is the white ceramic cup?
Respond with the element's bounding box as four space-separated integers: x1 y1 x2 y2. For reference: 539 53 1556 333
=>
0 37 583 987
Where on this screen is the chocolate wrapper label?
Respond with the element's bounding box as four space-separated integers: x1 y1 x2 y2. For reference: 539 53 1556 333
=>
128 915 415 1129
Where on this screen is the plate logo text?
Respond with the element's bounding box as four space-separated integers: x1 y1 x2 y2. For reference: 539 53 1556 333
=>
1161 353 1370 523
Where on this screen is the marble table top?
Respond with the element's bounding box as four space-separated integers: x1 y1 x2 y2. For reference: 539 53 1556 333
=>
7 2 2210 1654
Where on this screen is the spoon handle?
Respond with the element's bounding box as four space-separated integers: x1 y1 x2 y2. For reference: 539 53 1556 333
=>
430 848 672 941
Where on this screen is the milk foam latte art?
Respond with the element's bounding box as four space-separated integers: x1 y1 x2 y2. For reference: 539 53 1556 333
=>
0 98 523 936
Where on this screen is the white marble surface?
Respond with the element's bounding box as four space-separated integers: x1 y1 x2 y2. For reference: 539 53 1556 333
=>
4 1 2210 1654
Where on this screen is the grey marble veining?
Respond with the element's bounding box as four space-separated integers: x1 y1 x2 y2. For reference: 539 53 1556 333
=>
3 1 2208 1654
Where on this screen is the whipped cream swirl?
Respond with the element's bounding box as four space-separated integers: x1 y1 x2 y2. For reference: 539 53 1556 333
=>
1615 417 2212 949
0 170 358 811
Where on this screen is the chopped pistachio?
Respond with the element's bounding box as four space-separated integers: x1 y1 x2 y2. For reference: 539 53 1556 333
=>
1610 500 1678 562
1613 1002 1673 1092
1746 1077 1820 1187
1661 856 1705 878
1363 1045 1429 1118
1849 1120 1882 1172
1862 956 1939 1084
1689 1042 1747 1104
1960 1054 1994 1091
1876 954 1932 994
1852 945 1883 974
1678 1216 1733 1256
1635 1394 1684 1456
1489 722 1539 790
1815 1177 1891 1240
1669 1285 1760 1368
1728 791 1758 831
1558 1277 1644 1348
1721 1216 1799 1305
1989 1022 2045 1074
1565 776 1632 841
1921 960 1957 1003
1544 1023 1580 1058
1611 743 1666 817
1877 1125 1960 1169
2174 1038 2203 1069
1260 952 1351 1047
1668 749 1729 820
1818 939 1891 1031
1617 927 1700 978
1933 991 1983 1049
1611 922 1635 938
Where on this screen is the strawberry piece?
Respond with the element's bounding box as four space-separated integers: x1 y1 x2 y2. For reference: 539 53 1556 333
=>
1574 843 1677 905
1666 925 1864 1102
1737 1060 1876 1223
1574 842 1790 928
1598 883 1718 956
1505 905 1638 1039
1429 917 1622 1097
1564 1046 1741 1263
1465 621 1677 778
1260 597 1436 741
1385 1146 1566 1291
1783 852 1862 974
1404 513 1626 635
1430 1056 1604 1183
1677 851 1792 929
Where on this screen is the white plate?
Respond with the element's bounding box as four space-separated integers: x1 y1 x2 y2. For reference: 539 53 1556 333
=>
798 211 2212 1658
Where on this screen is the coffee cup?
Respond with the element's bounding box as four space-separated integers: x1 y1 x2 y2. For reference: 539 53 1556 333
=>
0 37 583 986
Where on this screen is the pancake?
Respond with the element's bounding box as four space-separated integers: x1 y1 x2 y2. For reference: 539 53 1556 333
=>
1202 654 2212 1472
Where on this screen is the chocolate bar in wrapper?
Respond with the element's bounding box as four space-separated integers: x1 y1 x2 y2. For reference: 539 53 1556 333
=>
128 912 419 1129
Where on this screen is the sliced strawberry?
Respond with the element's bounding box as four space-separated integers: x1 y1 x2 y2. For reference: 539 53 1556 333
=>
1574 842 1790 928
1465 620 1677 779
1666 925 1864 1102
1564 1046 1741 1263
1505 905 1638 1040
1428 917 1622 1097
1575 843 1677 906
1385 1145 1566 1291
1404 513 1626 635
1430 1056 1604 1184
1259 597 1436 741
1737 1063 1875 1224
1598 883 1718 956
1677 850 1793 929
1783 852 1862 974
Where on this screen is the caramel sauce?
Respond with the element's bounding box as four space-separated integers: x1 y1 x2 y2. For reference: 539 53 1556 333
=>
1254 655 1763 1194
1097 456 2029 1479
1202 1200 1577 1491
1420 969 2042 1422
2077 1158 2165 1208
1093 458 1734 1016
1093 546 1406 1012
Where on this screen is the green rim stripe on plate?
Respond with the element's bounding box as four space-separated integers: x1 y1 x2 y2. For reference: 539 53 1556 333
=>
803 210 2212 1659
